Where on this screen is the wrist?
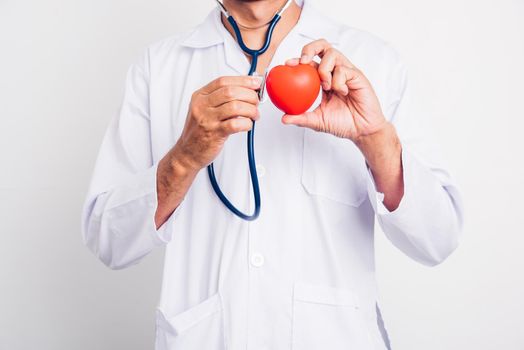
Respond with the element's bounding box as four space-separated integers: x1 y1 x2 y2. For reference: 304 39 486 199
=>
155 143 198 229
157 145 199 195
354 122 401 171
157 145 199 199
170 142 202 175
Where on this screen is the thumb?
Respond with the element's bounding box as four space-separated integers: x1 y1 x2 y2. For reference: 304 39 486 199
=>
281 111 319 130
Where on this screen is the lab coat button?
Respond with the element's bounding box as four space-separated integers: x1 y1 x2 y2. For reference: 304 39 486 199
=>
256 164 266 177
250 253 265 267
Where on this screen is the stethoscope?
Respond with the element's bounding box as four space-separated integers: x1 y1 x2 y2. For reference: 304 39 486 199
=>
208 0 293 221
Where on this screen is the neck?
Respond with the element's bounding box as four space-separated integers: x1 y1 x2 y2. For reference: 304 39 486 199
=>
220 0 301 57
222 0 291 29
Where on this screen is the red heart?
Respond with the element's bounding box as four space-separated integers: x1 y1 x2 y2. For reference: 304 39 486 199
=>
265 64 321 115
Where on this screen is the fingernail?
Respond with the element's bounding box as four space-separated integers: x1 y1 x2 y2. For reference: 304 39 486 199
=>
322 81 329 90
300 55 309 63
251 76 262 87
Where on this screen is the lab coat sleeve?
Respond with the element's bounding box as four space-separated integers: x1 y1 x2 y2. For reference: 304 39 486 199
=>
81 48 185 270
366 61 464 267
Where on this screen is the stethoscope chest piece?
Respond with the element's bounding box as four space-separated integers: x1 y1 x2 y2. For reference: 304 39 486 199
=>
255 71 269 103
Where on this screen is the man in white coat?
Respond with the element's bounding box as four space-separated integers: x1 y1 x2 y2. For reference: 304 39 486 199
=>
82 0 463 349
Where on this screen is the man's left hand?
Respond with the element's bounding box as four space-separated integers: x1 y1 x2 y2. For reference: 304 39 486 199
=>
283 39 388 141
284 39 404 211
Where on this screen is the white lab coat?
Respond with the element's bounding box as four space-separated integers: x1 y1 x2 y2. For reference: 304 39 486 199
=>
81 1 464 349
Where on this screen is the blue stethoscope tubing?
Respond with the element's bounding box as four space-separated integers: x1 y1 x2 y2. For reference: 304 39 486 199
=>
208 0 292 221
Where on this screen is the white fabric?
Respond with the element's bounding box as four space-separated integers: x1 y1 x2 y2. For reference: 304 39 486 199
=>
81 1 464 349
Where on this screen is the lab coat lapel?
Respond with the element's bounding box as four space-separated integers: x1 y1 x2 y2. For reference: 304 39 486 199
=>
221 27 252 76
210 6 252 75
184 6 251 75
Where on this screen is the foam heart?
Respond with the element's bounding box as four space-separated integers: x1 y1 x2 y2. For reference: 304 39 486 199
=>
265 63 321 115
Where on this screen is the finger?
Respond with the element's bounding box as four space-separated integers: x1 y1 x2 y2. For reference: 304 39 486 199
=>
281 111 319 130
331 66 351 96
207 85 260 107
285 57 300 66
285 58 319 68
343 67 370 91
219 117 254 136
308 61 319 69
201 75 262 94
317 48 339 90
214 100 260 121
318 48 355 91
300 39 331 64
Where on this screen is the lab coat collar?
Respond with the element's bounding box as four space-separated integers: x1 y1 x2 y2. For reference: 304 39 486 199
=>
180 8 224 48
180 0 342 49
293 0 342 45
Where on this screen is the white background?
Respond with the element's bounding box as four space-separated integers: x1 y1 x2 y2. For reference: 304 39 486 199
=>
1 0 523 349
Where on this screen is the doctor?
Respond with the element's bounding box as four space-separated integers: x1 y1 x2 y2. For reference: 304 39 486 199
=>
82 0 463 349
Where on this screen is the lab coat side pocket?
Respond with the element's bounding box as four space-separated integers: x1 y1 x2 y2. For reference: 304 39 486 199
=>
155 293 226 350
301 129 368 207
291 283 374 350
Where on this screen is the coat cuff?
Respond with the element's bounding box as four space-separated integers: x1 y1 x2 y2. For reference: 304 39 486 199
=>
109 161 186 246
365 148 415 221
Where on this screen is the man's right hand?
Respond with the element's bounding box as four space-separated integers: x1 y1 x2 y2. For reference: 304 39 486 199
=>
175 75 262 171
155 76 262 229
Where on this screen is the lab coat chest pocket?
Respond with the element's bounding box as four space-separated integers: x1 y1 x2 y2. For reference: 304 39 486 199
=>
155 293 226 350
301 129 367 207
292 283 373 350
